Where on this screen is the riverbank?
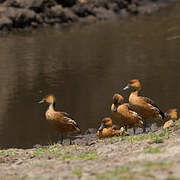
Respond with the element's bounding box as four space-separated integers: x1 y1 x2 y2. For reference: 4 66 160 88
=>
0 0 176 32
1 120 180 179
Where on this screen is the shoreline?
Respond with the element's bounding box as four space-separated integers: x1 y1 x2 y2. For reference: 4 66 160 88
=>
0 120 180 179
0 0 176 32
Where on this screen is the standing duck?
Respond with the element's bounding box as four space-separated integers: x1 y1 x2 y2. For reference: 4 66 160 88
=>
111 93 143 134
39 94 81 145
123 79 165 132
97 117 126 138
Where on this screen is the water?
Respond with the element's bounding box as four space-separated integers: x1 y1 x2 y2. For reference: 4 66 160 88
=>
0 2 180 148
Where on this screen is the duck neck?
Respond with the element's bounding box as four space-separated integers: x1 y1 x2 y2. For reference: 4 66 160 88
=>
48 102 56 112
132 90 139 96
129 90 139 101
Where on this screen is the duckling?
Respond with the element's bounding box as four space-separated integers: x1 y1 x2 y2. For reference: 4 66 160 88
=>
123 79 165 132
163 108 178 129
97 117 125 138
39 94 80 145
111 93 143 134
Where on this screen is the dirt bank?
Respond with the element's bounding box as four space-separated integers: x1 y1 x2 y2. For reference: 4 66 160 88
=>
0 0 176 32
1 120 180 179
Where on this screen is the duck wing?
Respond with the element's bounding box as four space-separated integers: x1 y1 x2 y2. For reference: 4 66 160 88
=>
126 103 142 120
142 97 165 118
61 112 81 132
60 111 72 118
124 103 143 127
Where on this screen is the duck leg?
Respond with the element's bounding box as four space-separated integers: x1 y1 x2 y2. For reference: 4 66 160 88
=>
60 134 64 145
149 120 152 132
69 136 72 145
125 125 128 132
133 127 136 135
143 120 146 133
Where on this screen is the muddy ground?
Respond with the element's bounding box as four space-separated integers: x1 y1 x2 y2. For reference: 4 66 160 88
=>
0 0 177 32
1 120 180 180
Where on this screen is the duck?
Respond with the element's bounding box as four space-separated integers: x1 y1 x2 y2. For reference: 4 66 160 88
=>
111 93 143 134
123 79 165 132
163 108 178 129
39 94 81 145
165 108 177 120
97 117 126 138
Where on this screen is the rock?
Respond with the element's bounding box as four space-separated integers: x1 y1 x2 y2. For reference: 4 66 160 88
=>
0 16 12 31
57 0 77 7
3 0 57 13
72 3 95 17
84 128 97 134
114 0 128 9
4 7 37 27
94 0 109 9
61 8 78 22
46 6 78 23
128 3 138 14
48 5 63 17
93 7 117 20
79 15 97 24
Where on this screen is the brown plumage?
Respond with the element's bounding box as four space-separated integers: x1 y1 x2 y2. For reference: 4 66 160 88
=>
97 117 125 138
165 108 178 120
123 79 165 132
39 94 80 145
111 93 143 134
163 108 178 129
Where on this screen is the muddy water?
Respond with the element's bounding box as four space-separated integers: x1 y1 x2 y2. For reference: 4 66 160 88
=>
0 3 180 148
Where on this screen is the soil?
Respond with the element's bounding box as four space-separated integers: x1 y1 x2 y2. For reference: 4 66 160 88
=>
1 120 180 180
0 0 177 32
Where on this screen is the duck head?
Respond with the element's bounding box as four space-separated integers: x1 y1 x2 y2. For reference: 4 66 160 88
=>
112 93 124 112
39 94 56 106
165 108 177 120
98 117 113 131
123 79 141 91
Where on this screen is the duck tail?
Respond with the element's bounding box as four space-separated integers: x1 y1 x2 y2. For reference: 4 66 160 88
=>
138 119 144 128
75 125 81 133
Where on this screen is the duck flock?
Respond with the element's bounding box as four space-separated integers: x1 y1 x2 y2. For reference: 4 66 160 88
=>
39 79 178 145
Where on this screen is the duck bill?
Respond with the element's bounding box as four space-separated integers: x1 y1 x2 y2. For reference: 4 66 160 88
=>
113 104 117 112
38 99 45 104
98 124 105 131
123 84 130 90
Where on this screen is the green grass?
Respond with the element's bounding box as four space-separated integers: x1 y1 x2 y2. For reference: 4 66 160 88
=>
72 169 83 177
148 133 164 143
31 145 76 156
142 161 171 168
125 129 172 144
0 150 17 156
96 166 131 180
58 152 99 161
127 134 146 143
143 146 162 154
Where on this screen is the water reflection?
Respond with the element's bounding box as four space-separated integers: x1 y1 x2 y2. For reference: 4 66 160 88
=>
0 2 180 148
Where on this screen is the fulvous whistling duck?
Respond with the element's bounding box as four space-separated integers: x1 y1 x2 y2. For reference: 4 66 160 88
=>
39 94 81 145
165 108 178 120
97 117 125 138
163 108 178 129
123 79 165 132
111 93 143 134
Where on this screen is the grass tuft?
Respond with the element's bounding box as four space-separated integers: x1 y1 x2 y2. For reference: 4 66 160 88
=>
143 146 161 154
72 169 83 177
58 152 99 161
